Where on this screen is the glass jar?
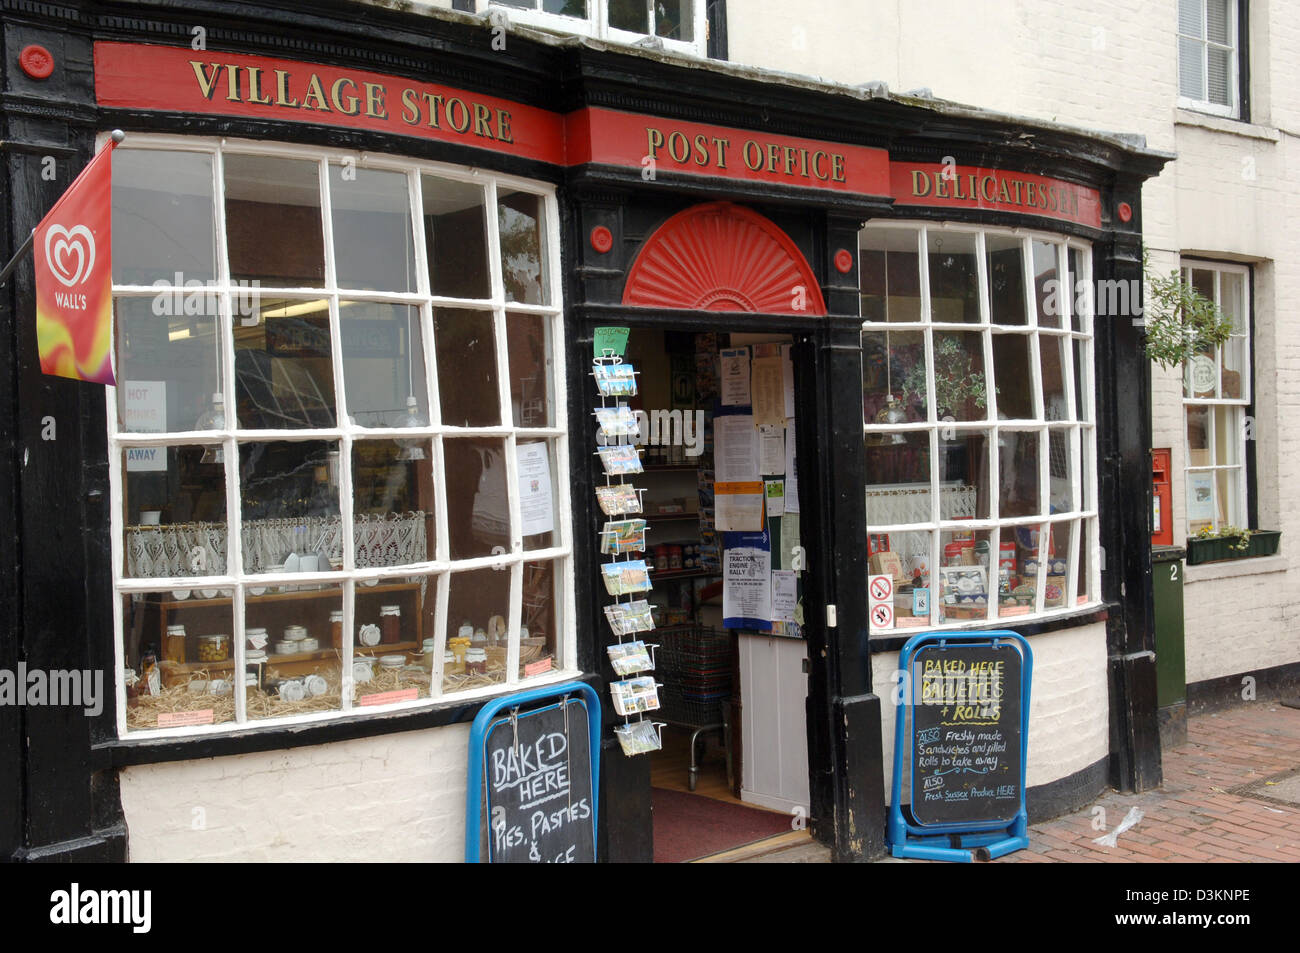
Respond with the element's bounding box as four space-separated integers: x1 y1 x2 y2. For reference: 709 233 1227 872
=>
329 610 343 649
283 624 308 644
197 634 230 663
245 626 269 652
164 624 187 663
379 605 401 644
466 647 487 675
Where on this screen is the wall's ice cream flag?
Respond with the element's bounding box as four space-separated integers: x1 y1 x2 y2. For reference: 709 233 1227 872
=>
34 135 119 385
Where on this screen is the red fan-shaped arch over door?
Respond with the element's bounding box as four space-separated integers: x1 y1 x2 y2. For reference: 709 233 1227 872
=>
622 202 827 316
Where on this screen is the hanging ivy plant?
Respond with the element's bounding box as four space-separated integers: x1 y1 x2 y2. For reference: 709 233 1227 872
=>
1142 249 1235 371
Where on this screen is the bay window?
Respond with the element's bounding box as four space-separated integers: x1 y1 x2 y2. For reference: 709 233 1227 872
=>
109 136 572 736
482 0 707 56
860 223 1099 632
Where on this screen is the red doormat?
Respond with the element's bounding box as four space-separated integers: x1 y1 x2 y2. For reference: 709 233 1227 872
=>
652 787 792 863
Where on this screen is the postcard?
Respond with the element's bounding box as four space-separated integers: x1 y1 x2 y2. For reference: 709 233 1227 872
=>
595 483 642 515
607 640 654 676
600 519 648 555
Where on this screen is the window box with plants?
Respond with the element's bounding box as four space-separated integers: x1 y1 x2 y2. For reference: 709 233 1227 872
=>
1185 526 1282 565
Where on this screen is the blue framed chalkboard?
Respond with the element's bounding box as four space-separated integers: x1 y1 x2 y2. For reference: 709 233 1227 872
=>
465 681 602 863
887 631 1033 862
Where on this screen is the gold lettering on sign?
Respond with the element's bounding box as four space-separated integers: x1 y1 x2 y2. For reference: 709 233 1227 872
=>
190 62 223 100
301 74 330 111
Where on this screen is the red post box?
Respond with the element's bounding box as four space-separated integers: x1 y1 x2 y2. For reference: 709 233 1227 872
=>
1151 448 1172 546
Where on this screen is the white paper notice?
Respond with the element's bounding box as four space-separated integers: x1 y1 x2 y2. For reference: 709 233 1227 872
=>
771 570 798 623
125 381 168 472
751 356 785 427
716 482 764 531
780 344 795 419
715 415 759 482
724 544 771 627
758 424 785 475
783 416 799 513
764 479 785 517
515 442 554 536
720 347 751 406
781 511 802 573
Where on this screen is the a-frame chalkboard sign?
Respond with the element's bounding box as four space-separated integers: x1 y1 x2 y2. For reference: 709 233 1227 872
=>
887 631 1033 862
465 681 602 863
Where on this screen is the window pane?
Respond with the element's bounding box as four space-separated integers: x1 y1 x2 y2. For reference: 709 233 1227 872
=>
1076 521 1091 605
238 440 340 572
351 439 436 565
608 0 649 33
656 0 693 40
123 446 228 579
1031 240 1061 328
860 229 921 322
521 559 561 679
998 430 1041 518
1213 405 1239 465
423 176 490 299
1047 427 1075 513
1219 270 1246 332
234 298 337 429
1179 36 1204 98
1040 335 1069 421
115 298 222 433
1190 268 1215 299
444 568 513 691
507 312 555 427
932 331 987 421
865 431 931 524
938 431 990 520
1206 0 1229 44
1067 247 1087 332
340 302 428 427
1216 468 1242 527
997 523 1042 615
497 189 549 304
939 527 992 623
1207 47 1231 106
518 439 559 552
1081 432 1095 511
352 579 433 702
1221 337 1246 399
329 166 415 292
112 150 216 285
247 584 344 721
1184 344 1217 399
1179 0 1204 38
434 308 501 427
444 438 510 560
986 234 1027 326
123 591 236 731
544 0 587 14
991 333 1033 420
1073 339 1092 422
927 230 980 323
224 155 325 287
1186 470 1215 534
1186 404 1210 466
863 329 926 424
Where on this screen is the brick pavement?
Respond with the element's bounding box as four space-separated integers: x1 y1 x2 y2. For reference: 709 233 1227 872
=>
996 702 1300 863
749 701 1300 862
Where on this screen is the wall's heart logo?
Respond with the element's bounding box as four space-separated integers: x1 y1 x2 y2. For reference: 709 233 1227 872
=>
43 224 96 288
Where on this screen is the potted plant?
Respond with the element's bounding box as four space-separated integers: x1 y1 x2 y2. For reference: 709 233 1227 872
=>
901 334 990 419
1143 253 1282 559
1186 525 1283 565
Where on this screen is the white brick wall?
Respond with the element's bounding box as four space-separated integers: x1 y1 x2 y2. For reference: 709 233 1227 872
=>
120 724 471 862
871 624 1110 802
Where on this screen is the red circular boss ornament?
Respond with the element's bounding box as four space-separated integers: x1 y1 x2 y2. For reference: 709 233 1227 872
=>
1117 202 1133 223
19 45 54 80
833 248 855 274
590 226 613 254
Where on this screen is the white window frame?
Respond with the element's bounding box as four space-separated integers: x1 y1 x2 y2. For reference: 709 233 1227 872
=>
484 0 708 58
1181 259 1250 536
1177 0 1240 118
860 221 1101 634
105 133 575 739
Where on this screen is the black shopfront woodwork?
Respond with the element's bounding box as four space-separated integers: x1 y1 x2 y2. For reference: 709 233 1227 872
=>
0 0 1167 863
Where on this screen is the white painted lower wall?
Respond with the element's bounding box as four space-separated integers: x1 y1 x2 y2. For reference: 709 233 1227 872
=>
1183 557 1298 685
872 623 1110 803
120 723 471 862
